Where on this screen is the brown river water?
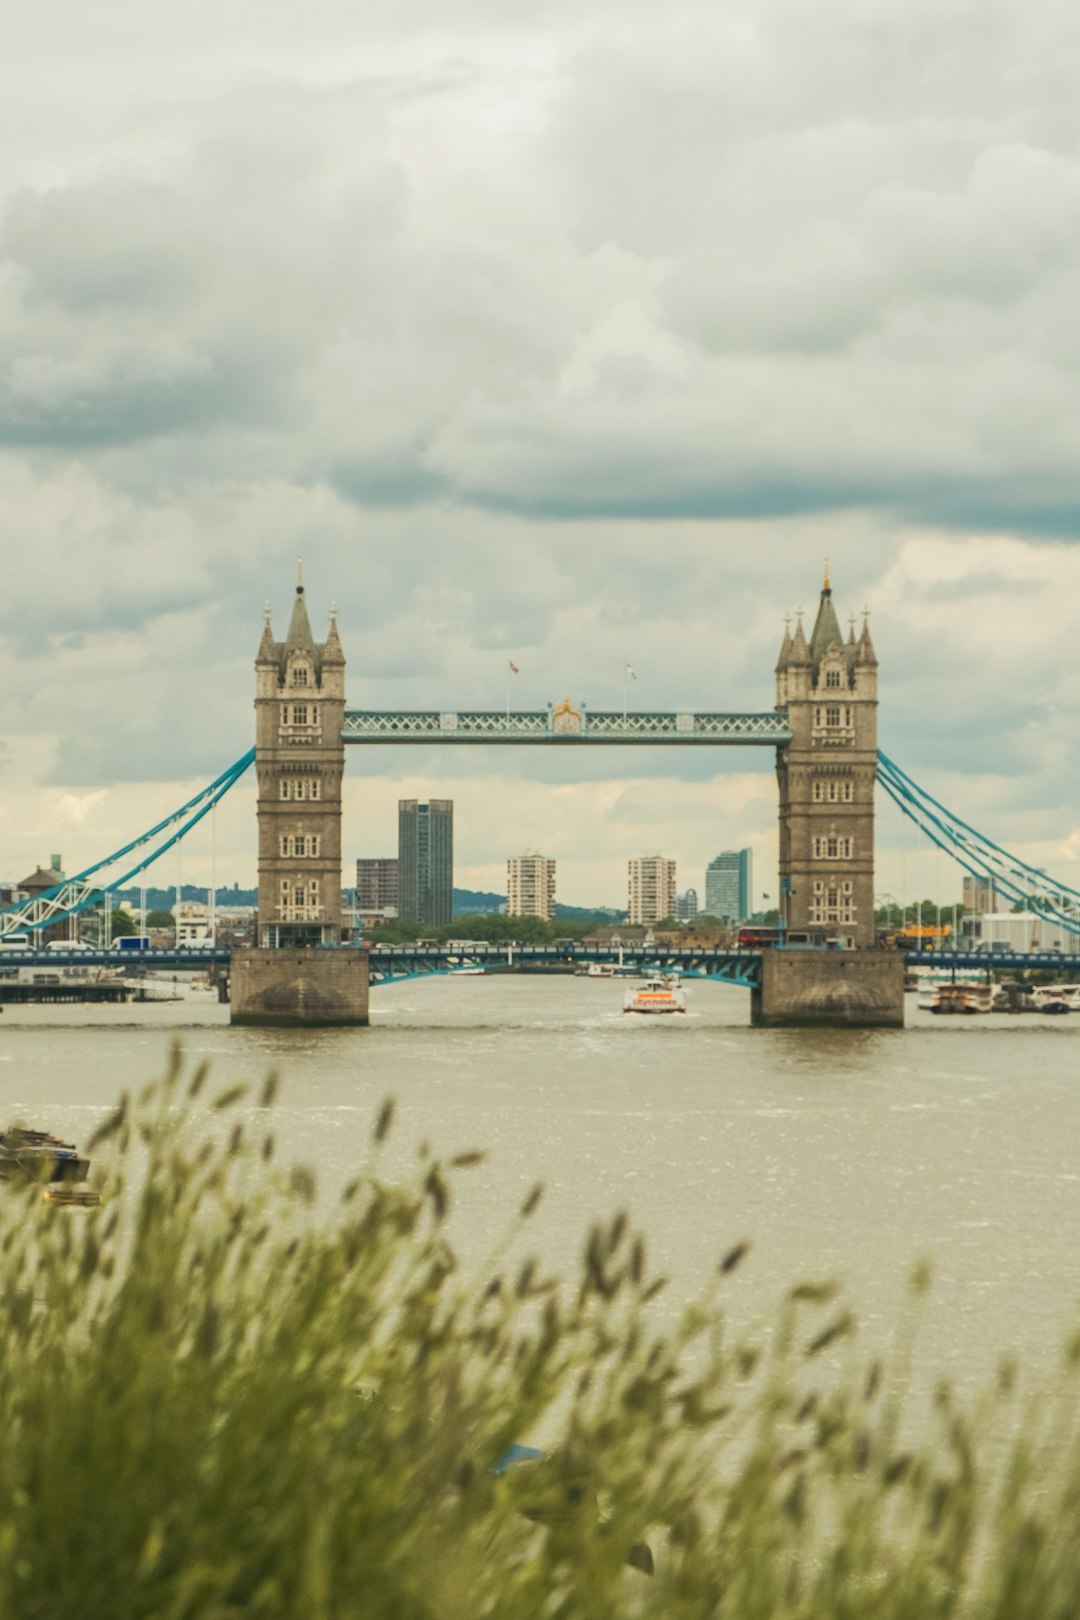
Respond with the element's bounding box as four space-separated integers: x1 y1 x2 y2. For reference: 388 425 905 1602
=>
2 973 1079 1402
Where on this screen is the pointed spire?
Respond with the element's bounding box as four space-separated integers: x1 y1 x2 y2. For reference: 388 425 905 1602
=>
284 575 320 667
256 603 278 664
808 573 844 675
789 613 810 664
847 614 857 646
775 612 793 672
856 610 877 667
322 603 345 667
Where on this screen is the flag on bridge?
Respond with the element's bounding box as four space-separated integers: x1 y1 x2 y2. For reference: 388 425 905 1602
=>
509 660 519 675
625 662 637 680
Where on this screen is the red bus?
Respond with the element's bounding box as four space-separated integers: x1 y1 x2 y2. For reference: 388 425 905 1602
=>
737 926 783 949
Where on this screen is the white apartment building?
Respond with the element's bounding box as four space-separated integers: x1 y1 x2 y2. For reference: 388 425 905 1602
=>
628 854 676 925
507 850 556 920
959 911 1072 953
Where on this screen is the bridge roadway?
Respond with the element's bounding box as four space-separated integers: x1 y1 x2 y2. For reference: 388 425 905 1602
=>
6 944 1080 988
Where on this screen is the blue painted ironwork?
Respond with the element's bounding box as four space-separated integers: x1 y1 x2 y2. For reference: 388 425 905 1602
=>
0 947 230 969
342 710 792 746
902 949 1080 973
365 941 764 988
0 750 255 938
7 942 1080 984
877 751 1080 938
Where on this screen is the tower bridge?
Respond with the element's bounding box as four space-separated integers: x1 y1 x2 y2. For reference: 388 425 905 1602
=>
17 564 1074 1026
230 565 900 1027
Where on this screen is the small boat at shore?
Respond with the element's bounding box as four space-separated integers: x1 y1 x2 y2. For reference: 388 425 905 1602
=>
0 1127 91 1184
623 976 686 1015
43 1186 101 1207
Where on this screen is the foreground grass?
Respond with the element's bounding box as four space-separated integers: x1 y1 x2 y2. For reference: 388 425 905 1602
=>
1 1050 1079 1618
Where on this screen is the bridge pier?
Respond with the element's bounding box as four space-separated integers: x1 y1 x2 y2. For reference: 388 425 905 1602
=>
230 947 369 1027
750 949 904 1029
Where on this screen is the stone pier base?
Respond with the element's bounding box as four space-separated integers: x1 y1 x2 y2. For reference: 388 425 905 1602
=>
751 948 904 1029
230 947 369 1027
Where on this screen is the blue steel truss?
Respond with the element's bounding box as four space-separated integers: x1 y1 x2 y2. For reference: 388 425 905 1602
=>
341 709 792 746
0 750 255 938
364 942 763 987
876 751 1080 937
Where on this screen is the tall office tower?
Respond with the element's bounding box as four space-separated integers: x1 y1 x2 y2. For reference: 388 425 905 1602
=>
398 800 454 926
775 569 877 947
962 875 999 915
628 854 676 925
356 859 399 912
704 849 753 924
676 887 699 922
507 850 556 919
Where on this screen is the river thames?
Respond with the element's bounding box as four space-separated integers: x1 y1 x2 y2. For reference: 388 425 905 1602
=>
3 973 1079 1401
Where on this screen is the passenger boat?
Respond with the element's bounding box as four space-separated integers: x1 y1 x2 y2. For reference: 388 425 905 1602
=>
623 976 686 1015
586 963 619 978
1033 984 1080 1012
0 1127 91 1183
930 983 992 1015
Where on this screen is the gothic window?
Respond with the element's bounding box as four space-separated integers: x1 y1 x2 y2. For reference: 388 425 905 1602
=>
812 837 854 859
826 706 841 727
825 669 841 688
814 880 824 894
279 781 291 800
310 778 320 799
310 836 320 857
293 780 306 801
292 665 309 687
280 704 289 726
842 781 853 802
813 781 823 801
292 705 309 726
842 880 853 894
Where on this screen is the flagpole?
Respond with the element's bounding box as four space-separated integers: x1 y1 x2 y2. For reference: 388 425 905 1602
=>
623 663 627 726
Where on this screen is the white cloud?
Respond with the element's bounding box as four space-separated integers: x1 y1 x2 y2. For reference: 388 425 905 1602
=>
0 0 1078 901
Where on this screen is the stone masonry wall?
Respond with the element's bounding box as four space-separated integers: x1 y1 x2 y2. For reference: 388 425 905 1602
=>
751 949 904 1028
230 947 369 1027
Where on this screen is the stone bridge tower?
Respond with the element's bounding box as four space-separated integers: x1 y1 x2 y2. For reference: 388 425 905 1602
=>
231 567 368 1026
775 570 878 948
253 568 346 947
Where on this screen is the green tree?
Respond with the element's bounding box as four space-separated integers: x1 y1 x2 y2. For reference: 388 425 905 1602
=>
145 909 176 928
109 909 138 937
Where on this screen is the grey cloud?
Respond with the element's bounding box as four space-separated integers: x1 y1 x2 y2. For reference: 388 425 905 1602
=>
1 0 1080 892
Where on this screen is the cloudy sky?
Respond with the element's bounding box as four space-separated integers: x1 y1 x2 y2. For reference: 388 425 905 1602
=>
2 0 1079 908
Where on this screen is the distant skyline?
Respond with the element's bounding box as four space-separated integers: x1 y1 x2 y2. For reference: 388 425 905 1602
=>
3 1 1080 909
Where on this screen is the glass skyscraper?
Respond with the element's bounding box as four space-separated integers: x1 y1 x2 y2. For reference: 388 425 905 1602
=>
397 800 454 926
704 849 752 924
